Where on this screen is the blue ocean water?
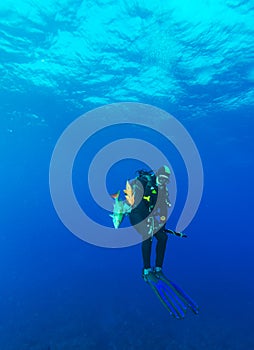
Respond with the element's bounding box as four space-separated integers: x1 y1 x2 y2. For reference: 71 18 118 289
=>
1 1 254 349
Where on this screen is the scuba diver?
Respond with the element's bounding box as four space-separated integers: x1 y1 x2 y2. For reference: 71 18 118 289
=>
128 165 172 278
110 165 198 319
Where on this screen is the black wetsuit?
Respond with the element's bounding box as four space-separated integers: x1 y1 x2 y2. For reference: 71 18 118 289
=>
129 174 169 269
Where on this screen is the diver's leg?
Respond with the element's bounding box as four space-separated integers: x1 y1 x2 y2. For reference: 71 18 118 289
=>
155 229 168 268
142 237 153 269
129 213 152 269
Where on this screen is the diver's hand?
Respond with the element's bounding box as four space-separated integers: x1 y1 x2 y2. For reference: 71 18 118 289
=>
180 232 187 238
173 230 187 238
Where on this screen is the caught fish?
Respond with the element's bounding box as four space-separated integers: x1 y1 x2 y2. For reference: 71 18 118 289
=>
110 191 131 229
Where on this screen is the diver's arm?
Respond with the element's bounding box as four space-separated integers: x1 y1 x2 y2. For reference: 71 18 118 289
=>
165 187 171 208
164 228 187 238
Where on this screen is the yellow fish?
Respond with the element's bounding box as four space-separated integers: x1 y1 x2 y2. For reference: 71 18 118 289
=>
124 180 135 206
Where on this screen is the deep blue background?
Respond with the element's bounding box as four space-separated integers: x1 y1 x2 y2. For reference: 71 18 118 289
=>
1 102 253 349
1 1 254 349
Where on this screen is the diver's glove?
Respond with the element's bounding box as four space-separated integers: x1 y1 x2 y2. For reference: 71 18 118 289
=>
164 228 187 238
